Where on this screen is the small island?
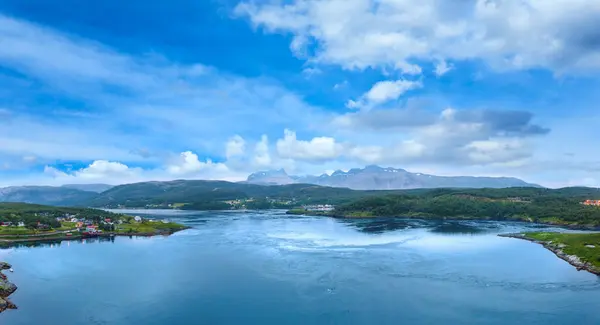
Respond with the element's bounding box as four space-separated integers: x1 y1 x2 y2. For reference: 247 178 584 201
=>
499 232 600 276
0 203 189 247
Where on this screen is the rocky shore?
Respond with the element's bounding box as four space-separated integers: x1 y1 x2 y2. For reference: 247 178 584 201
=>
499 233 600 276
0 262 17 313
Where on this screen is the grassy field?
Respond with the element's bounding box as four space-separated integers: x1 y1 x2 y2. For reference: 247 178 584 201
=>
523 232 600 268
0 227 40 236
0 221 79 237
115 221 188 234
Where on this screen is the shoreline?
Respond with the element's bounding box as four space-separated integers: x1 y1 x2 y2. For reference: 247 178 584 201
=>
0 262 17 313
498 233 600 276
0 227 191 248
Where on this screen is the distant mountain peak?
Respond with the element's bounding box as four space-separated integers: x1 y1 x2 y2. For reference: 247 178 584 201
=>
331 170 346 176
246 169 294 184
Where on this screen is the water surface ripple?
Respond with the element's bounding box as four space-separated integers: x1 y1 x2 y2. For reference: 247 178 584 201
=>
2 210 599 325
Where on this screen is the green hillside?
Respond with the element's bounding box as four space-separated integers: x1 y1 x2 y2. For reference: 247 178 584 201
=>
83 180 600 218
84 180 386 208
332 187 600 227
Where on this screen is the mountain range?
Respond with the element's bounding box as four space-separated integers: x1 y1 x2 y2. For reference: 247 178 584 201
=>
245 165 540 190
0 165 541 207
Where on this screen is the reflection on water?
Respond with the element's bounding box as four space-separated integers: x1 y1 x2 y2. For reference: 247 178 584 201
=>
346 218 414 234
7 236 117 249
430 222 488 235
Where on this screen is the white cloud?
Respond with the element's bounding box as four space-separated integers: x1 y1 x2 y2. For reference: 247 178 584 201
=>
395 61 422 75
463 139 530 165
253 135 272 166
33 150 243 186
434 60 453 76
44 160 141 182
166 151 229 176
236 0 600 74
276 129 344 161
347 79 422 109
225 135 246 159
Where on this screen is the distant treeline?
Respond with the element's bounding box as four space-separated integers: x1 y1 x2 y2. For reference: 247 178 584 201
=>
333 187 600 226
0 202 125 228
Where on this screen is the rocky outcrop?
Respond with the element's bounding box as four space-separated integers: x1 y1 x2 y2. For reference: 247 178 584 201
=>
499 233 600 276
0 262 17 313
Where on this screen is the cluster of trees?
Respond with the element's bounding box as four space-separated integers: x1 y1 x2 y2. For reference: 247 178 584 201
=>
333 188 600 225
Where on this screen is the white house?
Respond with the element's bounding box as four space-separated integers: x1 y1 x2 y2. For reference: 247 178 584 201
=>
17 222 25 227
70 217 78 222
134 216 142 222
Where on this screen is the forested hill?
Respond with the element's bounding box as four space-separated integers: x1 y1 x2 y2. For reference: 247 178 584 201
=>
84 179 600 212
332 187 600 227
84 180 372 208
0 186 99 206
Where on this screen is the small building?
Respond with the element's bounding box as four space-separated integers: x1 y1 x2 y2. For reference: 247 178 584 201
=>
583 200 600 206
1 222 12 227
302 204 335 212
134 216 142 222
17 222 25 227
105 218 111 223
85 225 98 233
70 217 78 223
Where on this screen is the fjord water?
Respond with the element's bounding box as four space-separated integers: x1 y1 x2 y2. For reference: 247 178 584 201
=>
2 211 600 325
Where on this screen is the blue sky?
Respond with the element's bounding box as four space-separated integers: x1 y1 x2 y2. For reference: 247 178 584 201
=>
0 0 599 187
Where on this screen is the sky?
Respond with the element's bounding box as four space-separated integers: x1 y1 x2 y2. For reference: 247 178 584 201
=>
0 0 599 188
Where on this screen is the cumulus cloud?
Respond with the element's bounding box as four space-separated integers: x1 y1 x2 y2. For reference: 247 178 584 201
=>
253 135 272 166
166 151 229 176
44 160 141 181
332 106 549 166
35 150 243 186
276 129 345 161
347 79 422 109
225 135 246 159
236 0 600 74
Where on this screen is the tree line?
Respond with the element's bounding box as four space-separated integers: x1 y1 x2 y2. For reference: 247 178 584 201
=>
333 189 600 225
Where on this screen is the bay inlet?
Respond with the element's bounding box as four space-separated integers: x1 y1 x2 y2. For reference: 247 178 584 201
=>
2 210 600 325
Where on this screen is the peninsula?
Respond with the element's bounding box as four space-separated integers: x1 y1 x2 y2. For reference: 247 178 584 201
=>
318 187 600 229
499 232 600 276
0 203 188 247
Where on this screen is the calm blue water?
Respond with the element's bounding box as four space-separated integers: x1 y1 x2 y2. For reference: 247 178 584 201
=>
2 210 600 325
